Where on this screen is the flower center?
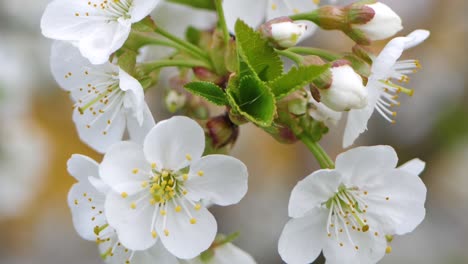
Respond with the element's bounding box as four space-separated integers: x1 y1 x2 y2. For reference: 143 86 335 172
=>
324 184 371 250
147 169 186 204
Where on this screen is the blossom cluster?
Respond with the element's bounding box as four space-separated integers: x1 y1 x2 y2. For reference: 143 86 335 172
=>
40 0 430 263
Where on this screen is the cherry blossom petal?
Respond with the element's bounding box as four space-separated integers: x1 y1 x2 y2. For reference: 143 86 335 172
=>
266 0 317 39
67 154 99 182
278 208 328 264
288 170 341 218
398 158 426 175
72 106 126 154
120 68 145 125
143 116 205 171
68 177 106 241
342 78 381 148
100 141 151 195
335 145 398 186
130 0 161 22
157 201 217 259
79 20 132 64
322 225 387 264
364 169 427 235
105 192 156 251
209 243 257 264
126 103 156 145
184 155 248 206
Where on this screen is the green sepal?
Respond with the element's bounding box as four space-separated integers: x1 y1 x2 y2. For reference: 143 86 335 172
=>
184 81 228 106
116 49 137 75
186 26 202 46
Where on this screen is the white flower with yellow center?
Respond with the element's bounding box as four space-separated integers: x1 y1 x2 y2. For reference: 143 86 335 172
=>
100 116 249 259
67 154 178 264
41 0 160 64
51 41 155 153
223 0 318 37
278 145 427 264
343 30 430 148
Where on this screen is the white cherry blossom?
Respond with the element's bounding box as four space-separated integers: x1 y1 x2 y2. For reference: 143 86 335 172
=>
100 116 248 259
278 145 427 264
67 154 178 264
50 41 155 153
41 0 161 64
343 30 430 148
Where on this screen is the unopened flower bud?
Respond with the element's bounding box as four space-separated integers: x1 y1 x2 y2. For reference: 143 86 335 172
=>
312 62 368 112
351 2 402 42
206 114 239 149
165 90 186 113
259 17 307 49
290 1 402 45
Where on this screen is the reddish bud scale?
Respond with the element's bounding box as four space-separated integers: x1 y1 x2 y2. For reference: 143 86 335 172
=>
206 114 239 149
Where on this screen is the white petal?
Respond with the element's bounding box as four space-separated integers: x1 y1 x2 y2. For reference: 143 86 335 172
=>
364 169 427 235
342 78 382 148
41 0 97 41
403 29 430 49
120 68 145 125
127 103 156 145
67 177 106 241
158 201 217 259
288 170 341 218
209 243 257 264
50 41 102 93
322 226 387 264
398 158 426 175
143 116 205 171
223 0 268 32
131 241 180 264
72 105 126 154
79 20 132 64
278 208 328 264
105 192 156 250
67 154 99 182
335 145 398 186
100 141 151 195
130 0 161 22
184 155 248 206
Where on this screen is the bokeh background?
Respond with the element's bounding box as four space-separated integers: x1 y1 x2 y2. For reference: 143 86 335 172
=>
0 0 467 263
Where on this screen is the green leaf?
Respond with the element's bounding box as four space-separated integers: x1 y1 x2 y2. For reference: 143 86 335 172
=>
184 81 228 106
167 0 216 10
269 65 329 99
234 20 283 82
227 75 276 127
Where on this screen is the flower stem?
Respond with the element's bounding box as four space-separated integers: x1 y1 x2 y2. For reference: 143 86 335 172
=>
299 134 335 169
287 47 341 61
275 49 304 65
154 26 212 63
214 0 230 45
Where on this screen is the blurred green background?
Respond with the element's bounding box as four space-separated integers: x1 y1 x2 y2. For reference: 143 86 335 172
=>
0 0 467 263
